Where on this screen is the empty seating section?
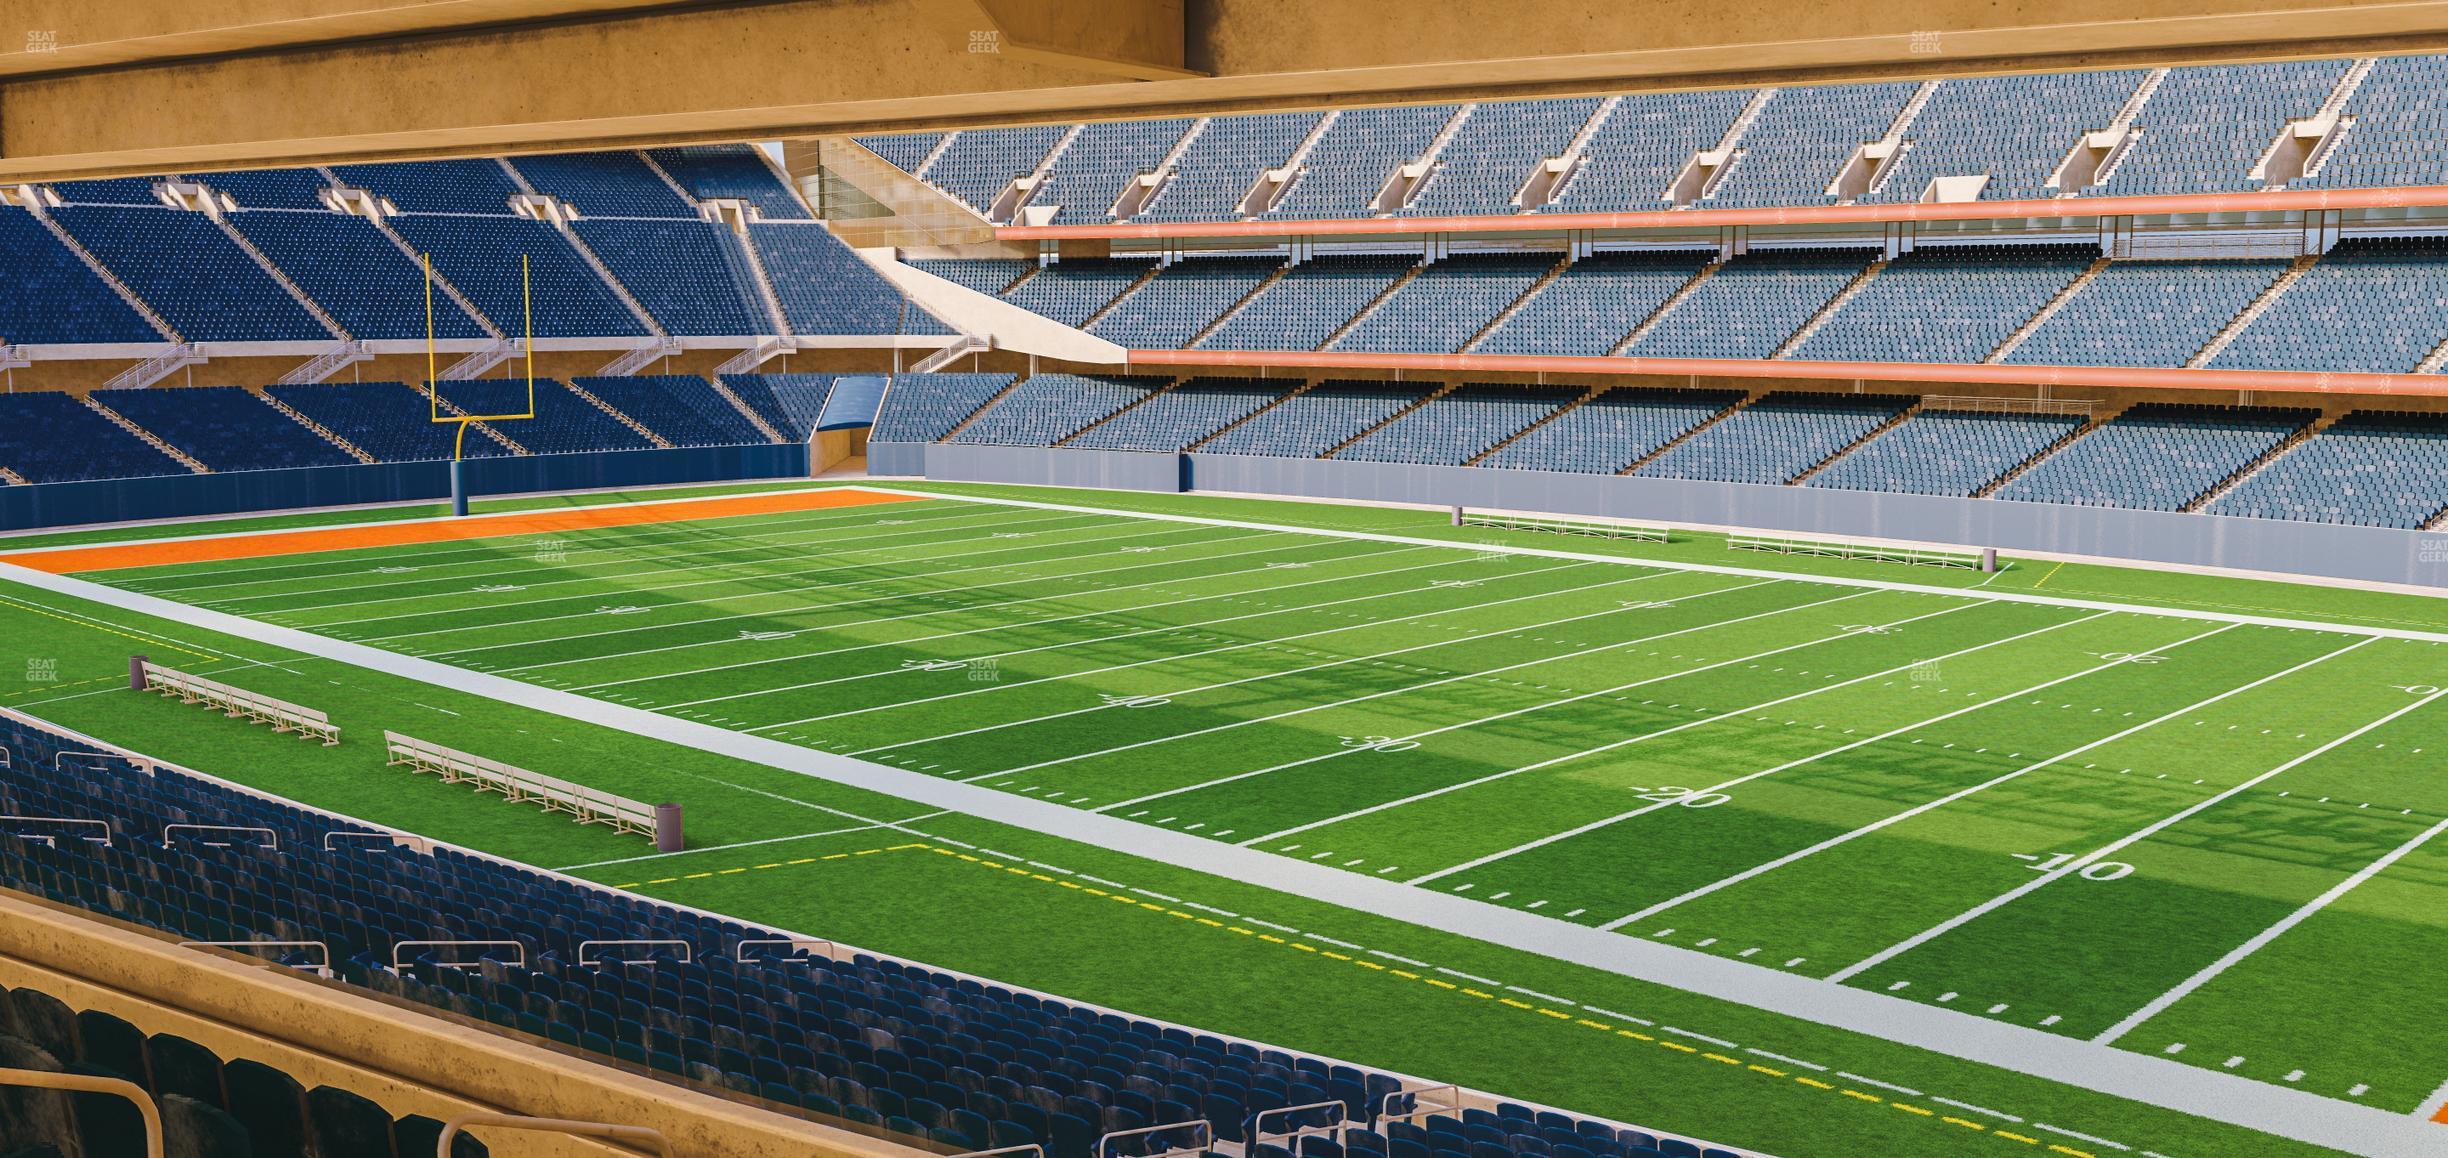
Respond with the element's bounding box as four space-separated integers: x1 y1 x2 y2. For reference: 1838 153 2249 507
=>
1792 245 2094 364
1086 257 1281 348
509 151 695 217
1624 250 1872 360
572 218 764 334
200 167 336 210
646 144 810 219
2213 239 2448 372
1635 393 1911 484
1860 70 2146 203
1028 119 1194 224
2099 60 2348 195
1543 90 1754 213
949 374 1159 446
1997 403 2314 510
329 159 524 215
1267 105 1460 220
390 214 647 338
911 258 1031 295
0 207 160 344
1808 409 2083 496
1396 98 1602 217
229 210 492 339
1001 259 1157 327
1704 83 1917 209
1195 381 1422 458
869 373 1016 443
97 387 357 472
2004 259 2285 367
1335 385 1580 465
434 378 653 455
52 206 330 342
267 381 513 461
926 126 1068 215
1066 378 1282 451
2207 411 2448 528
1477 388 1740 473
0 393 187 482
2299 53 2448 189
572 376 769 447
750 222 951 334
1135 112 1322 222
854 132 946 175
1472 251 1711 356
49 177 164 205
1330 255 1556 353
720 373 838 441
1198 255 1413 350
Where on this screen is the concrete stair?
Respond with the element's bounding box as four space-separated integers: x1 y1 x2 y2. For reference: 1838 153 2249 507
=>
704 375 787 444
2187 254 2318 367
1321 381 1463 458
1608 261 1722 355
1771 260 1889 359
1464 386 1601 465
1319 264 1426 350
2183 411 2334 512
1987 257 2113 362
1786 401 1920 484
1619 392 1752 474
252 386 377 464
1459 256 1571 353
84 392 208 473
560 377 676 449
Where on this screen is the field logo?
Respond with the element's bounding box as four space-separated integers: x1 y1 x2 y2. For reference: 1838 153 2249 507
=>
23 657 57 685
533 538 569 565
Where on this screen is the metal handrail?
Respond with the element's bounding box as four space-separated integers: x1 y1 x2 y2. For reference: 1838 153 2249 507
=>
55 749 148 774
324 829 429 854
1377 1085 1461 1125
1252 1099 1348 1148
0 1069 162 1157
392 939 527 971
736 936 836 963
577 939 693 967
436 1112 667 1157
163 823 278 850
1095 1117 1212 1158
177 939 334 979
0 814 113 846
951 1146 1046 1158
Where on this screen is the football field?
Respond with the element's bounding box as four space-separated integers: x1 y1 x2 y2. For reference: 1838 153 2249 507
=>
15 482 2448 1143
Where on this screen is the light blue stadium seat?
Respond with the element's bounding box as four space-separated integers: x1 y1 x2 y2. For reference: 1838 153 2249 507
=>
749 223 953 335
1333 384 1580 465
1703 83 1918 210
1266 105 1460 221
1135 112 1324 223
1197 381 1425 458
2205 410 2448 528
2210 238 2448 373
2003 259 2286 367
868 373 1016 443
2094 60 2349 196
1329 255 1557 354
1395 98 1603 218
1633 392 1912 484
2296 53 2448 190
1087 257 1284 349
645 144 811 219
1000 259 1158 328
1066 378 1285 451
1472 250 1713 357
1477 388 1741 473
948 373 1168 447
1197 256 1414 351
1858 69 2145 204
1792 244 2096 364
1807 408 2083 496
1542 91 1755 213
1623 249 1873 360
1997 403 2316 511
1026 119 1196 225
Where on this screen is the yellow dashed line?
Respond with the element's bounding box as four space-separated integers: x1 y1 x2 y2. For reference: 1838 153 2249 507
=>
2046 1147 2093 1158
1422 978 1455 989
1616 1030 1654 1042
718 868 747 875
1574 1019 1611 1030
1745 1065 1785 1078
0 595 221 661
1388 968 1419 978
647 877 679 885
1942 1118 1988 1132
683 872 713 880
1840 1090 1883 1104
1796 1078 1835 1090
1226 926 1254 936
1058 881 1082 890
787 858 817 865
1699 1053 1741 1066
1195 918 1224 928
1658 1042 1697 1054
1996 1132 2040 1145
754 863 782 870
1498 998 1536 1010
1257 933 1286 942
1892 1104 1934 1117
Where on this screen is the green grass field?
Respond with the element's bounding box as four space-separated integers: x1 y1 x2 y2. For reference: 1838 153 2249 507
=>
5 480 2444 1158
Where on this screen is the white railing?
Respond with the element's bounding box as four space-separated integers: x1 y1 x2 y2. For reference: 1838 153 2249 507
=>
384 731 659 839
163 823 278 850
0 815 113 847
1920 394 2095 416
139 660 339 745
1096 1118 1211 1158
735 936 837 964
391 938 528 971
578 939 694 967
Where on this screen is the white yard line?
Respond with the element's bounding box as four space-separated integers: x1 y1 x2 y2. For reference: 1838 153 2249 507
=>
3 560 2432 1155
1090 591 1949 814
1416 612 2208 890
1247 606 2103 847
1605 633 2364 934
527 537 1419 682
1834 673 2436 983
2094 809 2448 1046
860 486 2448 644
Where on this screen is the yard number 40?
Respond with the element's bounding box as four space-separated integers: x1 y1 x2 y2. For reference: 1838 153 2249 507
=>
2014 852 2134 880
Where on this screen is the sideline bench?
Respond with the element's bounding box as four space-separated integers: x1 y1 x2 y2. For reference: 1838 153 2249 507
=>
1728 533 1988 569
384 731 667 843
1457 511 1670 542
136 659 338 745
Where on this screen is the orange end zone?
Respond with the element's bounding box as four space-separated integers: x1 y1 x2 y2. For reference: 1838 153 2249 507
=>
0 487 931 574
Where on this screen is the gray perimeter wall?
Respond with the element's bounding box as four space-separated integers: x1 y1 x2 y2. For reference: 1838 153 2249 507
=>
881 442 2448 589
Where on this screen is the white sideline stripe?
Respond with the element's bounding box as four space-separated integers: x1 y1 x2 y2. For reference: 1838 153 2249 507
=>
549 817 913 870
276 513 1144 620
1100 588 1931 815
122 502 1014 594
1250 604 2089 846
981 576 1812 784
1826 637 2400 983
642 548 1470 707
1427 610 2169 891
1619 632 2360 937
6 565 2437 1156
799 561 1639 741
556 537 1416 689
2108 770 2448 1042
860 486 2448 644
369 520 1241 643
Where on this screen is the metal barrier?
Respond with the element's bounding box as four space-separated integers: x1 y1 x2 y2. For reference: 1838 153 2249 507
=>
1253 1099 1349 1149
163 823 279 850
577 939 694 967
436 1112 668 1158
0 1069 162 1157
1377 1085 1462 1125
55 749 150 775
176 939 334 979
1095 1117 1212 1158
392 939 528 971
323 830 431 854
736 936 836 963
0 814 112 847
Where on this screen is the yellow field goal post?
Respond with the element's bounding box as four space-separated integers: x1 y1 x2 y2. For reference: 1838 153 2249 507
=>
425 252 535 514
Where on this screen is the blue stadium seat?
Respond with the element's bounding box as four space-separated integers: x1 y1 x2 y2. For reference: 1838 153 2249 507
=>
52 206 331 342
0 207 162 344
1198 256 1414 351
266 381 515 462
868 373 1017 444
645 144 812 220
1065 378 1285 452
749 223 952 335
389 215 648 338
1477 388 1740 474
508 152 696 218
569 376 772 447
0 392 191 482
1623 249 1874 360
95 386 358 472
329 159 526 215
228 210 491 340
1997 403 2316 511
1807 408 2083 496
571 218 768 335
1334 385 1581 466
2206 410 2448 528
1633 392 1912 484
949 374 1167 447
1331 255 1558 354
2210 238 2448 373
